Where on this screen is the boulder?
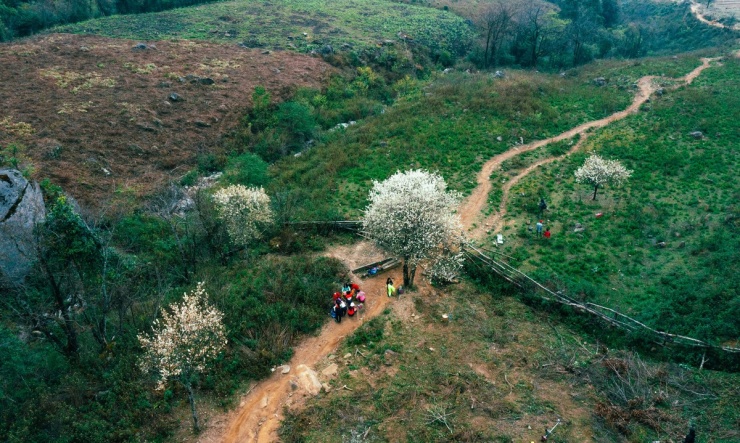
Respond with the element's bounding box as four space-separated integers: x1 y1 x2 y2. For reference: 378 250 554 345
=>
321 363 338 377
593 77 607 87
320 45 334 55
0 169 45 285
131 43 149 51
168 92 183 102
295 365 322 395
198 77 215 85
574 222 585 233
493 70 505 78
689 131 703 139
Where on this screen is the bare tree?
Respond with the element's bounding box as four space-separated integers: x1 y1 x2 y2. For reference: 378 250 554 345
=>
480 0 520 68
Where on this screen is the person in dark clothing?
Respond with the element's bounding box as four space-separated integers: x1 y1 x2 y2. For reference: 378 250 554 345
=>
684 427 696 443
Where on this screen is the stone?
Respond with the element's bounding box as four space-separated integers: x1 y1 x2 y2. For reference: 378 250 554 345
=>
593 77 607 87
261 50 272 55
158 81 171 88
290 380 298 391
295 364 322 395
656 88 665 97
574 222 585 233
281 365 291 374
0 169 46 285
657 241 667 248
198 77 215 85
260 395 269 408
132 43 149 51
383 349 397 366
194 120 211 128
321 383 331 392
168 92 183 102
321 363 338 377
320 45 334 55
689 131 703 139
493 70 505 78
496 136 503 141
343 353 352 359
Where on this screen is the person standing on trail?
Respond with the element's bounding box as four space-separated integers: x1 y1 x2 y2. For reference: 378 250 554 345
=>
536 220 544 236
544 228 551 239
386 277 395 297
539 198 547 215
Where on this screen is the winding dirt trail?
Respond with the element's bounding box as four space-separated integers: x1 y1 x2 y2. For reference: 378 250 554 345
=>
689 0 740 30
197 243 400 443
461 57 719 239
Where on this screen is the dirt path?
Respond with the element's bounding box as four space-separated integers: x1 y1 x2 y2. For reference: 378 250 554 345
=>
461 57 719 239
689 0 740 30
197 242 400 443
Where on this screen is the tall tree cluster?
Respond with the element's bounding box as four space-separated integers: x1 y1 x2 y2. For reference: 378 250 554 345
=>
473 0 717 70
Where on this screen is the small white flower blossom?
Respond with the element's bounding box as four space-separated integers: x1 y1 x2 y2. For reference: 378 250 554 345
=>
213 185 274 247
138 282 227 390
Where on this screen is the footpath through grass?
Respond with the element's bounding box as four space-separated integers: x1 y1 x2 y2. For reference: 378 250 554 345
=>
54 0 474 56
495 55 740 346
269 54 708 219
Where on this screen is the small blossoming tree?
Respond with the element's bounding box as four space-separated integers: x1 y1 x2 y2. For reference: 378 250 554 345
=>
362 169 464 287
212 185 274 248
574 154 632 200
138 282 227 431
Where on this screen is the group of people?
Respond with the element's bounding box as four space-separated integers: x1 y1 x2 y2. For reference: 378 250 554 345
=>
330 278 401 323
330 282 366 323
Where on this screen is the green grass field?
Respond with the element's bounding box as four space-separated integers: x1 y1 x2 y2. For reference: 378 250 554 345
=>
496 55 740 344
54 0 474 55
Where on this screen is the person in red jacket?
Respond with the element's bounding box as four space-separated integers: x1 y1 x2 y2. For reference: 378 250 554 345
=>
544 228 551 239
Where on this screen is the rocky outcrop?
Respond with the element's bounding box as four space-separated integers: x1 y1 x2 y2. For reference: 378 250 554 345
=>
0 169 45 285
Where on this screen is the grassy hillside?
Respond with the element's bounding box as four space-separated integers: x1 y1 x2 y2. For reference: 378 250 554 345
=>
495 55 740 346
267 53 709 218
55 0 475 56
278 281 740 442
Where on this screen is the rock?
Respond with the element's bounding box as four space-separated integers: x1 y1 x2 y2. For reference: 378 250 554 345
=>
656 88 665 97
321 363 338 377
198 77 215 85
290 380 298 391
132 43 149 51
678 241 686 248
194 120 211 128
343 353 352 359
320 45 334 54
593 77 607 87
295 364 322 395
79 46 90 52
321 383 331 392
260 395 269 408
0 169 45 285
168 93 183 102
185 74 199 82
574 222 585 233
496 136 503 141
442 68 453 74
383 349 397 366
493 70 505 78
689 131 703 139
261 50 272 55
657 241 667 248
281 365 291 374
158 81 171 88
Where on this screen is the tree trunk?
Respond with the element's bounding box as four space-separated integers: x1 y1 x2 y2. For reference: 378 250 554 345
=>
592 184 599 200
402 260 410 288
409 264 416 288
186 383 200 432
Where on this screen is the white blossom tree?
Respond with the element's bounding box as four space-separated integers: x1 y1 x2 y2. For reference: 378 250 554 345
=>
212 185 274 248
362 170 464 287
138 282 227 432
574 154 632 200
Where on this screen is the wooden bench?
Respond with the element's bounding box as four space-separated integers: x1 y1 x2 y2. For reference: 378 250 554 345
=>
352 257 401 278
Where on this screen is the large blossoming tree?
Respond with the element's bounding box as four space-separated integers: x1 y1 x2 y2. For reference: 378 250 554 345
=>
362 170 464 287
138 283 227 432
212 185 274 248
574 154 632 200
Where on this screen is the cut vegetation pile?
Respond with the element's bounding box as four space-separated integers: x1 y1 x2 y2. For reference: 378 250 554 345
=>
0 33 331 207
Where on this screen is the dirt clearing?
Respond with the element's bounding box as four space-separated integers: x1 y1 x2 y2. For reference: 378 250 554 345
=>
0 34 332 209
